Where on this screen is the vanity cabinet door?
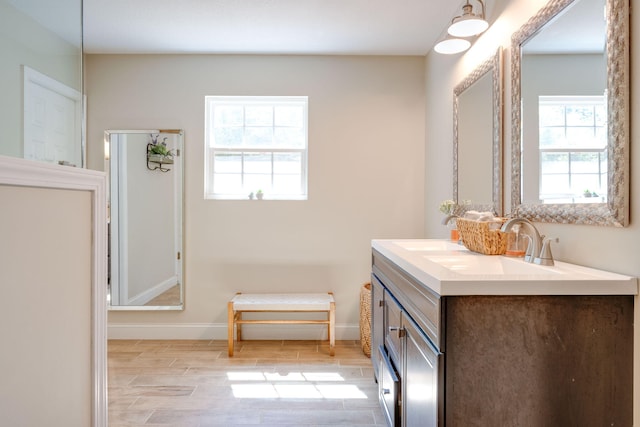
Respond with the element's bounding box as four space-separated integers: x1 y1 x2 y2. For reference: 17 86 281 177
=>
403 314 442 427
371 275 385 381
384 290 404 370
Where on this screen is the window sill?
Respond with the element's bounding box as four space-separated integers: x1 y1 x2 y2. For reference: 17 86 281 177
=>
205 194 308 201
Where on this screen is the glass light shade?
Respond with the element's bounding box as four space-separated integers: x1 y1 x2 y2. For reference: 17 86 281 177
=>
434 37 471 54
447 16 489 37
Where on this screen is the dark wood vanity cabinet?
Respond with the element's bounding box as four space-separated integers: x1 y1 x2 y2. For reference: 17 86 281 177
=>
372 253 443 427
372 249 633 427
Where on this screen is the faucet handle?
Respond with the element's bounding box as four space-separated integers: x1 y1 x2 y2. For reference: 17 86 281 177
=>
521 234 534 262
534 237 558 266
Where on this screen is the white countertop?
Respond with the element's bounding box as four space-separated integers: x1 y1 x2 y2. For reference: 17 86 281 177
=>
372 239 638 296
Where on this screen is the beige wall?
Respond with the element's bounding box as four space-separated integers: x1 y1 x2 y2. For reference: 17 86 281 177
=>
85 54 426 339
0 185 92 427
424 0 639 421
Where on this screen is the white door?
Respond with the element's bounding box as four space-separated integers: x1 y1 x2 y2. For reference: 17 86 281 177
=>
23 66 83 167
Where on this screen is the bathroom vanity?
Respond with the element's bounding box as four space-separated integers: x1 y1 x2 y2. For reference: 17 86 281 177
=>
371 239 637 427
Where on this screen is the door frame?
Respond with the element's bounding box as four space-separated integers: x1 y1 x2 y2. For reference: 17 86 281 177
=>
23 66 84 167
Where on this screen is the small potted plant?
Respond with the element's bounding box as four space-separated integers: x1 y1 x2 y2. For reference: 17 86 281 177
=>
147 134 174 165
256 189 264 200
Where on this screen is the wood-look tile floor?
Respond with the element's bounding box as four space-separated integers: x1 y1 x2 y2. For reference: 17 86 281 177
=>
144 285 181 306
108 340 385 426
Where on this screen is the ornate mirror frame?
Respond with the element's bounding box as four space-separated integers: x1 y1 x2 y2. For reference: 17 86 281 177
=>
454 48 503 215
511 0 629 226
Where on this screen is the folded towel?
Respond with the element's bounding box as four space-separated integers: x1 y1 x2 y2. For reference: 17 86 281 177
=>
463 210 481 220
464 210 495 221
462 211 504 230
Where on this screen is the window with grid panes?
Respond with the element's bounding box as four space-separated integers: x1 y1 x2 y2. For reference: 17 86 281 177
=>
538 95 607 203
205 96 308 200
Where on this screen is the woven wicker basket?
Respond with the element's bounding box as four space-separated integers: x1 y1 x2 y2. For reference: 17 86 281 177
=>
359 283 371 357
456 217 508 255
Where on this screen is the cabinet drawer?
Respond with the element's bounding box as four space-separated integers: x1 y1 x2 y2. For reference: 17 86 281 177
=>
378 346 400 427
373 250 442 350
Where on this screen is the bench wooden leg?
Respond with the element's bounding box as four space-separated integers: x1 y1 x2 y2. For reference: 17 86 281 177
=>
227 300 235 357
329 298 336 356
236 312 243 342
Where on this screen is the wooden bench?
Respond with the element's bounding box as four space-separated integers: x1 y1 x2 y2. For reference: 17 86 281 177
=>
227 292 335 357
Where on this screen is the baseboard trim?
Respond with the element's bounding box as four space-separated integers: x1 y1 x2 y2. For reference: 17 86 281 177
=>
107 322 360 341
127 277 178 306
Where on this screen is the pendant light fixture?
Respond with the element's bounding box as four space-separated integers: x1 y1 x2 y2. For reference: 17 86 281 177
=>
448 0 488 38
434 0 489 55
434 36 472 55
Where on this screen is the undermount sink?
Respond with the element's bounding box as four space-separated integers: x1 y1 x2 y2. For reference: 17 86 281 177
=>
424 254 562 276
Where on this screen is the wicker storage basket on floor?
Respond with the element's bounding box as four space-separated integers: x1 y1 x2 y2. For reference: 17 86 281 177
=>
359 283 372 357
456 217 508 255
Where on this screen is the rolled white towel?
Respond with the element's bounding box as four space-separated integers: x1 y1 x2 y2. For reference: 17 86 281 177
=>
488 217 504 230
464 211 495 221
464 210 482 220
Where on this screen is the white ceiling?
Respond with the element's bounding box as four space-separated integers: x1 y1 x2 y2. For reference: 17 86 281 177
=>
522 0 605 54
82 0 464 55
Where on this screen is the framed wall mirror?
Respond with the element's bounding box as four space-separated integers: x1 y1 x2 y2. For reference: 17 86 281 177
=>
511 0 629 226
454 48 503 216
106 130 184 310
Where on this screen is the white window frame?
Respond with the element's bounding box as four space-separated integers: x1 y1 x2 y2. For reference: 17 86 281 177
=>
204 96 308 200
538 95 607 203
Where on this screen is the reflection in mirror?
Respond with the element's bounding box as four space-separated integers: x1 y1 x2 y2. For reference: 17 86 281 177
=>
511 0 629 226
107 130 184 310
454 48 503 215
0 0 84 166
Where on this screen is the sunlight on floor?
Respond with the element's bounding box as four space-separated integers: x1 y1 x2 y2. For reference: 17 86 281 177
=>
228 371 368 399
227 371 345 382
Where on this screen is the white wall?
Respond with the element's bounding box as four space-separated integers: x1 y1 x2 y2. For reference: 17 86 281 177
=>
424 0 639 422
85 54 426 339
0 0 81 158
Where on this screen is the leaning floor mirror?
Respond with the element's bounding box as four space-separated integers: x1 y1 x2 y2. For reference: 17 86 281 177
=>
511 0 629 226
106 130 184 310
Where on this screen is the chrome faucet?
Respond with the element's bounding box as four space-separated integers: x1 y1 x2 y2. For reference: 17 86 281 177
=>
441 214 458 226
500 217 543 263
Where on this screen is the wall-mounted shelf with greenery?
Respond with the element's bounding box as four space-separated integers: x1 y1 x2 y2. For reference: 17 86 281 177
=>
147 134 174 172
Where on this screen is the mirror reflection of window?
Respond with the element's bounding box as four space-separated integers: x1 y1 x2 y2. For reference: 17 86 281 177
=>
538 95 607 203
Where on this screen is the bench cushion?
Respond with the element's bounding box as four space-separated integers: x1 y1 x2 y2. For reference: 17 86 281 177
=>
231 293 334 311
